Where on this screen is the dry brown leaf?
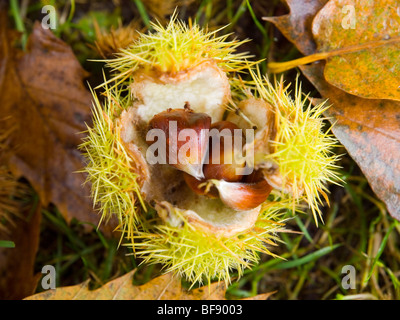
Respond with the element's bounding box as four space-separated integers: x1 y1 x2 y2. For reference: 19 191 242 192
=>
25 271 223 300
242 291 276 300
0 167 26 232
25 271 273 300
263 0 328 56
0 10 114 232
266 0 400 219
302 63 400 220
0 199 42 299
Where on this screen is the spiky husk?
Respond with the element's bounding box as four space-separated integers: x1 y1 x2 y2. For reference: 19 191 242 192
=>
81 16 342 285
79 86 145 239
104 13 255 87
233 68 342 222
130 192 291 286
93 20 142 58
80 84 294 285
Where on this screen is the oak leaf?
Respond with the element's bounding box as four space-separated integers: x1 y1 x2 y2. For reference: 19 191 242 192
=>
0 199 42 299
0 11 110 230
302 63 400 220
312 0 400 101
263 0 328 56
25 271 274 300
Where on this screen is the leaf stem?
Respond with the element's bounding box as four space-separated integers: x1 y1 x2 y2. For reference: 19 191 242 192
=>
268 35 400 73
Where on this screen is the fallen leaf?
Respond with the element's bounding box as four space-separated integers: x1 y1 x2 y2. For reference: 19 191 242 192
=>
302 63 400 220
312 0 400 101
263 0 328 56
242 291 276 300
25 271 273 300
25 271 222 300
0 9 113 231
0 198 42 299
0 167 24 232
266 0 400 220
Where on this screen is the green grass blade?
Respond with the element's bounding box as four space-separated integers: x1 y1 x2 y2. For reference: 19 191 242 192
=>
132 0 151 29
294 215 313 243
246 0 267 37
10 0 27 48
66 0 76 26
273 244 341 270
0 240 15 248
228 0 247 29
364 221 397 284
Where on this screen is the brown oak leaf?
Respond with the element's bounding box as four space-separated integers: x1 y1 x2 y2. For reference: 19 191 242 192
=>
0 199 42 299
0 10 112 230
302 63 400 220
263 0 328 56
25 270 274 300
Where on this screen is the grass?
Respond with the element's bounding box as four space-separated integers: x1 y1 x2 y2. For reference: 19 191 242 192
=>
35 206 143 291
0 240 15 248
7 0 400 300
9 0 27 48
